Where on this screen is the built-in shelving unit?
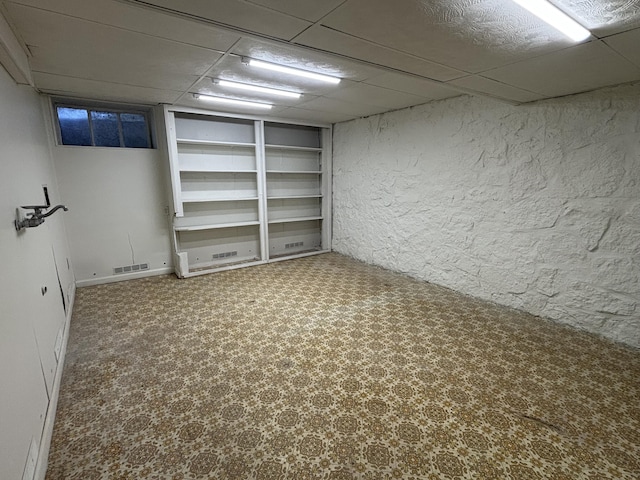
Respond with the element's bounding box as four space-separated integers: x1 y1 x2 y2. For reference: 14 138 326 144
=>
163 107 332 277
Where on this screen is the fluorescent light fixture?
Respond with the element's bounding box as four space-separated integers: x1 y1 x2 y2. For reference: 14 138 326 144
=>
192 93 272 109
214 79 301 98
243 58 341 84
511 0 590 42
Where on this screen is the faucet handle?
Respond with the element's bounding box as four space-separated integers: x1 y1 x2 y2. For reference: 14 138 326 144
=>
21 204 50 210
20 205 50 217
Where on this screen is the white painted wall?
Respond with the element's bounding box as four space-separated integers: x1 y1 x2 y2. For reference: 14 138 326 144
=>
52 138 173 285
0 65 75 479
333 83 640 348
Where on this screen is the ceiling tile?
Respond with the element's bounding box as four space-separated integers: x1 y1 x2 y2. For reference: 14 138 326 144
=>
276 107 355 124
294 25 465 81
7 5 220 91
604 28 640 68
5 0 240 51
319 0 577 72
33 72 183 104
447 75 546 103
482 40 640 97
231 37 382 82
326 83 429 110
296 96 389 118
134 0 311 41
243 0 346 22
553 0 640 37
364 72 461 100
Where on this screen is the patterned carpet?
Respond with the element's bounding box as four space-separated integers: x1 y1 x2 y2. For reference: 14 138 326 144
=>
46 253 640 479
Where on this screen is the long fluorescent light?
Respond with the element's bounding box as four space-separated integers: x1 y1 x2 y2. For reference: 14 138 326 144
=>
244 58 341 84
214 79 301 98
193 93 272 109
511 0 590 42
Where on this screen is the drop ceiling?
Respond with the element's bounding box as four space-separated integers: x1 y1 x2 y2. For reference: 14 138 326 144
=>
2 0 640 123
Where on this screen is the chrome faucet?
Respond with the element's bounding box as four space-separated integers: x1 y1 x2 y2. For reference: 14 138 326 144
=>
15 204 68 231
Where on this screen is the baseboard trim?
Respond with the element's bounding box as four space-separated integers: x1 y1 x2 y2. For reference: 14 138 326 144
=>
33 281 76 480
75 267 174 287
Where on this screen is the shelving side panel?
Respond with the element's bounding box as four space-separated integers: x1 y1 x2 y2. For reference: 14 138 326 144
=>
180 172 258 202
268 220 322 258
266 173 321 198
175 114 255 144
255 120 268 264
177 224 261 270
176 199 260 228
164 110 184 216
267 197 321 222
265 148 320 172
321 126 333 253
178 144 256 171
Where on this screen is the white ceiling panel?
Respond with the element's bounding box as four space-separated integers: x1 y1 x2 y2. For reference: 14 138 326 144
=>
244 0 346 22
134 0 311 41
33 72 183 104
483 40 640 97
364 72 461 101
5 0 240 51
276 107 356 124
604 28 640 68
231 37 382 82
294 25 465 82
448 75 545 103
3 0 640 124
319 0 578 73
554 0 640 36
326 83 430 110
296 96 389 119
6 5 219 91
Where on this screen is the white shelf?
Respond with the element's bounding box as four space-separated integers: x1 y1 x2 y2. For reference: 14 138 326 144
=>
267 194 323 200
268 216 323 224
175 220 260 232
181 192 258 203
265 144 322 152
266 170 322 174
177 138 256 147
179 168 257 173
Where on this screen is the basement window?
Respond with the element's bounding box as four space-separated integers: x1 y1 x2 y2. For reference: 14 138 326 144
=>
55 103 152 148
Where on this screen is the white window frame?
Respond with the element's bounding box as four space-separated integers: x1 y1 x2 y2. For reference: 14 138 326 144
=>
51 99 154 148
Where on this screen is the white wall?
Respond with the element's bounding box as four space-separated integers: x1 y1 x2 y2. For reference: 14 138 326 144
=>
333 83 640 348
0 65 75 479
53 136 173 285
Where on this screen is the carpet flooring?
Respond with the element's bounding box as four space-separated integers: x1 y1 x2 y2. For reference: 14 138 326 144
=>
46 253 639 479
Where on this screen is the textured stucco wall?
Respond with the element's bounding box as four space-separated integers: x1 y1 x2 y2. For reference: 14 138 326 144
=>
332 83 640 348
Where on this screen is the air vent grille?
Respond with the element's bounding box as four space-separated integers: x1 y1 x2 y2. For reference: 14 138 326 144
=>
113 263 149 274
212 251 238 259
285 242 304 249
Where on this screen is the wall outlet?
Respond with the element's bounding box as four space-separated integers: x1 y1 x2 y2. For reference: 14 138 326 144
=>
22 437 38 480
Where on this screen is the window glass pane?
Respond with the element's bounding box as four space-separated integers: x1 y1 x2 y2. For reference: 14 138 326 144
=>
57 107 91 146
91 111 121 147
121 113 150 148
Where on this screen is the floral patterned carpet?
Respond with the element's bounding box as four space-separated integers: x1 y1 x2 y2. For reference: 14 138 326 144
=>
46 253 639 479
